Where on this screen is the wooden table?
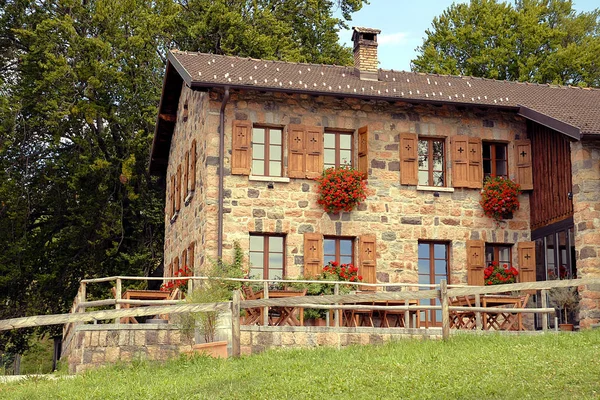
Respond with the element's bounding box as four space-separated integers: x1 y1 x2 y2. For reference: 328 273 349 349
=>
343 299 420 328
120 290 170 324
255 290 306 326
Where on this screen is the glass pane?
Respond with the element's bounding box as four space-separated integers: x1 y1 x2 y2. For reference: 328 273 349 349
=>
340 134 352 149
253 128 265 144
418 274 430 286
433 155 443 171
250 267 263 279
483 143 491 159
418 140 428 157
270 129 282 145
499 247 511 264
418 243 430 259
269 161 282 177
324 255 336 265
253 144 264 159
435 260 447 275
252 160 264 175
340 150 352 166
418 170 429 186
269 253 283 268
483 159 492 175
270 145 282 161
485 246 494 263
324 149 336 166
324 239 335 256
250 253 263 267
433 172 444 187
268 269 283 280
496 160 507 177
434 244 446 259
269 236 283 252
250 236 264 251
340 256 352 265
432 140 444 160
418 259 430 274
324 162 335 169
495 144 506 160
340 239 353 256
324 133 335 148
434 275 444 285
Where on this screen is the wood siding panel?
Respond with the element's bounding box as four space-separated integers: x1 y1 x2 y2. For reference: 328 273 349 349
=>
529 121 573 230
399 133 418 185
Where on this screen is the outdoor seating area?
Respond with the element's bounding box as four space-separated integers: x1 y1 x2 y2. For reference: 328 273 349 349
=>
449 293 531 331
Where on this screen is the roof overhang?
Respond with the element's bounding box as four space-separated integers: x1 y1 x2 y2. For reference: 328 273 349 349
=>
518 105 581 140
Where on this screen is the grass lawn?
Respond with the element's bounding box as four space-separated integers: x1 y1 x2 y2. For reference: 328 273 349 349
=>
2 330 599 399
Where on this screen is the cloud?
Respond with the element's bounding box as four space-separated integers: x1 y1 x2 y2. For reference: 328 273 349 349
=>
378 32 408 46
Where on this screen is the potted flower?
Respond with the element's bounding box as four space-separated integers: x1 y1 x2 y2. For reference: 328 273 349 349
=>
160 265 191 296
315 165 367 214
484 261 519 285
480 177 521 223
548 287 579 331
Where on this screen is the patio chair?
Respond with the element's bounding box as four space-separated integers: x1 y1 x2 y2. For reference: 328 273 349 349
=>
449 296 477 330
346 292 375 327
241 285 262 325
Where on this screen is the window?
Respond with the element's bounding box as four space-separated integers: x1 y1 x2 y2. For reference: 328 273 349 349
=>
323 237 354 265
249 234 285 279
485 244 512 268
324 131 353 169
252 127 283 177
483 142 508 179
418 241 449 326
418 138 445 187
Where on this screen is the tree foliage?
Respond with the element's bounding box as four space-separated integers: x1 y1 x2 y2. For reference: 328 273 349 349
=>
0 0 365 354
412 0 600 87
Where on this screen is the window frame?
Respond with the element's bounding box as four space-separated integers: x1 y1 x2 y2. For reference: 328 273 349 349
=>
251 126 283 177
485 243 512 268
482 141 508 180
323 236 355 266
418 137 446 187
324 130 354 169
249 233 286 280
418 241 450 327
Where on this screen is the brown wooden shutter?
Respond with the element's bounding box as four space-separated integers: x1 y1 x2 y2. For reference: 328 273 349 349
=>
288 125 306 178
190 140 197 191
303 232 323 277
170 175 176 218
400 133 418 185
517 242 536 292
167 262 173 277
174 256 179 276
188 241 195 273
181 249 187 271
468 137 482 189
515 140 533 190
466 240 485 285
357 126 369 176
305 126 323 178
184 151 189 198
359 235 377 291
452 136 469 188
176 164 181 211
232 120 252 175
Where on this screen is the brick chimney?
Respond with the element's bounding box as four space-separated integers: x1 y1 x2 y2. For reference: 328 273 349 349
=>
352 27 381 81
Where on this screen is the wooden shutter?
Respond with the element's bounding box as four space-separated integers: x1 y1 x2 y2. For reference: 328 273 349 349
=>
359 235 377 291
181 249 187 271
357 126 369 176
303 233 323 278
188 241 195 273
466 240 485 286
167 262 173 277
176 164 181 211
305 126 323 178
515 140 533 190
400 133 418 185
468 137 482 188
184 151 189 198
190 140 197 191
169 175 176 218
174 256 179 276
232 120 251 175
517 242 536 293
288 125 306 178
452 136 469 188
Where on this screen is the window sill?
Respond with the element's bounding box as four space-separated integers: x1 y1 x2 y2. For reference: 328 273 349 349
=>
184 191 194 206
169 212 179 224
249 175 290 183
417 186 455 193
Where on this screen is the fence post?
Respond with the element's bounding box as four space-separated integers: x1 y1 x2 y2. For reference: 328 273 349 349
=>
263 281 269 326
231 290 241 357
440 279 449 340
115 278 122 324
541 289 548 332
475 294 482 330
79 282 87 313
334 283 340 328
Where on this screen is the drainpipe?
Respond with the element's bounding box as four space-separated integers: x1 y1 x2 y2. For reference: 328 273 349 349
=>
218 87 230 260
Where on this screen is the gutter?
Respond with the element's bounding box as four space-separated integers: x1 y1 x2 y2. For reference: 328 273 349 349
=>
218 87 230 259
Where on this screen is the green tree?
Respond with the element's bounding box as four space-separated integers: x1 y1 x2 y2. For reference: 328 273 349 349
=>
412 0 600 87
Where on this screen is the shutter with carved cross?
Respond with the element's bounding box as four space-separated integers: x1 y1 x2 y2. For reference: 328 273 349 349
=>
467 137 482 188
359 235 377 291
400 133 418 185
452 136 469 188
466 240 485 286
231 120 252 175
515 140 533 190
303 233 323 277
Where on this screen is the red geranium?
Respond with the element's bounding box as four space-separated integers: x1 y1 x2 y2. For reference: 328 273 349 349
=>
483 261 518 285
160 265 191 292
315 165 368 213
480 176 521 223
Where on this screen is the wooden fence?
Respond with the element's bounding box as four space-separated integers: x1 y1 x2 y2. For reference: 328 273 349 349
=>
1 277 599 358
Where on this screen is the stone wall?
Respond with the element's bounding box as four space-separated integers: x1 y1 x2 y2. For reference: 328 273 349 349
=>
571 138 600 328
62 324 193 374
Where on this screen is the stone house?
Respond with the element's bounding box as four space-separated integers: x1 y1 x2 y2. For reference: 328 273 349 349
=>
149 27 600 328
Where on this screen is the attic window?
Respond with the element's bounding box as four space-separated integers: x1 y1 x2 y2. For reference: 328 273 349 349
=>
183 102 189 122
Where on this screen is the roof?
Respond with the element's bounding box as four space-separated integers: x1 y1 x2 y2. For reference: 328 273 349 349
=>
150 50 600 174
